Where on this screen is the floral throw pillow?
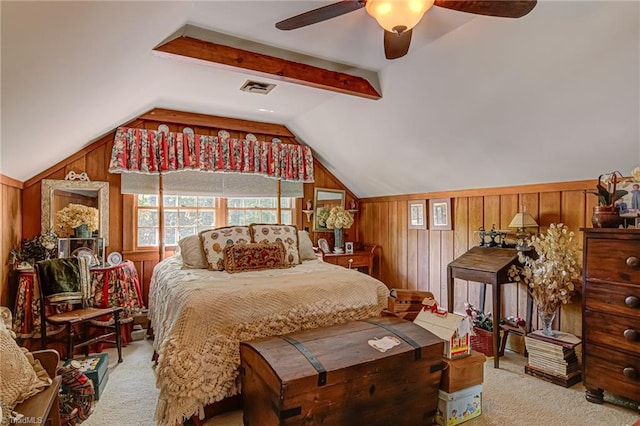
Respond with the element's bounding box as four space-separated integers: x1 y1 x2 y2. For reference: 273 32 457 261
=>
199 226 251 271
223 242 289 273
249 224 300 265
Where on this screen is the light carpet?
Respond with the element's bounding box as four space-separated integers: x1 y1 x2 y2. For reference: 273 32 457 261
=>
84 339 639 426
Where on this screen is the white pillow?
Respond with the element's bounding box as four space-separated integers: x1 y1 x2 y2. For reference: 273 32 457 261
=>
178 235 208 269
298 230 317 261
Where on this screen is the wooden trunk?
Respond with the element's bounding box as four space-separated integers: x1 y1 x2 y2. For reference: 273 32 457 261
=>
240 317 444 426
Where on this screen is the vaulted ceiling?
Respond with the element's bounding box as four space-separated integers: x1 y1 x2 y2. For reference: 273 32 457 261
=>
2 1 639 197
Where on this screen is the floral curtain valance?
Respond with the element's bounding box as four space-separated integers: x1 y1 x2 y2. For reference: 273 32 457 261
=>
108 127 314 183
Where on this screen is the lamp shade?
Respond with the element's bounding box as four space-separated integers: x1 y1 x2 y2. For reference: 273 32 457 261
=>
508 212 539 229
365 0 435 33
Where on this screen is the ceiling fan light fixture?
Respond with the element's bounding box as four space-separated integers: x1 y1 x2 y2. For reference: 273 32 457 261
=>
365 0 434 33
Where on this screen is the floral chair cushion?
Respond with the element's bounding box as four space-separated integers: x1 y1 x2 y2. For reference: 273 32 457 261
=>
199 226 251 271
223 242 289 273
249 224 300 266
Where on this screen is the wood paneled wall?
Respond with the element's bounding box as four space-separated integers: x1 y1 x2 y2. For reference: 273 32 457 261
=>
359 181 598 336
1 175 23 307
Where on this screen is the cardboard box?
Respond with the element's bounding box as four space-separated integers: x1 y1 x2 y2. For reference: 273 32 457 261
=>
435 384 483 426
64 353 109 400
440 350 486 393
388 289 434 313
414 308 471 359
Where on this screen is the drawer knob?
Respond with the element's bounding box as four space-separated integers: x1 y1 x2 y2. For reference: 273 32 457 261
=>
622 367 638 380
623 329 639 342
626 256 640 267
625 296 640 308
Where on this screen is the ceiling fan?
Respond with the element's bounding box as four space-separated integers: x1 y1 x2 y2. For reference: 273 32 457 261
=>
276 0 537 60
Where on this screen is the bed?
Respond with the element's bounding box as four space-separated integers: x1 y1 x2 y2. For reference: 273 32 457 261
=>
149 253 389 426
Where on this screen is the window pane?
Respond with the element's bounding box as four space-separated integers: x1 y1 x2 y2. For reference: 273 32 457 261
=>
244 198 259 208
138 228 157 246
138 209 158 227
164 228 178 245
198 211 215 227
227 198 243 208
198 197 215 207
179 211 197 226
258 198 276 208
280 198 291 208
245 210 261 224
179 227 197 240
261 211 277 223
228 210 244 226
281 211 292 224
178 196 197 207
164 210 178 227
138 195 158 207
164 195 178 207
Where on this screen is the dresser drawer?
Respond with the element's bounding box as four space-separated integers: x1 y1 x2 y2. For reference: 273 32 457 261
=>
329 254 370 268
585 238 640 283
584 311 640 356
584 280 640 317
584 345 640 402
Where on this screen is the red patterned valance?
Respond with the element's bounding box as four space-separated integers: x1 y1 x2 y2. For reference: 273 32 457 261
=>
108 127 314 183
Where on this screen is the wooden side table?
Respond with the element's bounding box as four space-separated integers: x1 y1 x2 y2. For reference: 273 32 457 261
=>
320 245 378 275
447 246 532 368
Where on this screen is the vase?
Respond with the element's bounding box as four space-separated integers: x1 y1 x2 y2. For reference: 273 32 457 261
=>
591 205 623 228
333 227 344 253
538 306 557 337
73 224 91 239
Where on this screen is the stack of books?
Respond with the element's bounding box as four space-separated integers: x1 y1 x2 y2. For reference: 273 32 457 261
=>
524 330 582 387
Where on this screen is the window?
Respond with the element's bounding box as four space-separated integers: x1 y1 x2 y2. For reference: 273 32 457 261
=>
135 195 295 248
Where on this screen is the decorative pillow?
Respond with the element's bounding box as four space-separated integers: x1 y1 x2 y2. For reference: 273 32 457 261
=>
0 321 50 410
199 226 251 270
249 224 300 265
178 235 208 269
298 230 317 261
223 242 289 273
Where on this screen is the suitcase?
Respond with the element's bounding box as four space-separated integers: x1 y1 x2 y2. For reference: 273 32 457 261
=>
240 317 444 425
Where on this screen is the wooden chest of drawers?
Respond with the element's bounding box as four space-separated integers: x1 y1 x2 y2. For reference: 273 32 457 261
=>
582 229 640 408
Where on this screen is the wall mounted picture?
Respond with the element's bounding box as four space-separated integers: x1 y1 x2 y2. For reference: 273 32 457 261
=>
429 198 452 231
345 242 354 254
408 200 427 230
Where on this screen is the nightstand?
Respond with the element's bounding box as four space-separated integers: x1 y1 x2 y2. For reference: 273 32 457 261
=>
320 245 378 275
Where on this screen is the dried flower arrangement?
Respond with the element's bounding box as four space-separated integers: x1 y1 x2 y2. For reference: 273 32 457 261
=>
508 223 582 315
325 206 354 229
56 203 99 232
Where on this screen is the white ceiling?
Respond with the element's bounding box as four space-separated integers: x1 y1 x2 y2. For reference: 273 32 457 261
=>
2 1 639 197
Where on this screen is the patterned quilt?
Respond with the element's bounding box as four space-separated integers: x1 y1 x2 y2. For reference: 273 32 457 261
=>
149 255 389 426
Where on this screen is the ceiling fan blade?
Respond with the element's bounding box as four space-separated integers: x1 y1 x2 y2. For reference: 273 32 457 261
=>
384 29 412 60
276 1 365 30
434 0 537 18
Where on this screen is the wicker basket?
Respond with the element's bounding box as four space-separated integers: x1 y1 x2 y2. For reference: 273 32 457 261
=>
470 327 494 357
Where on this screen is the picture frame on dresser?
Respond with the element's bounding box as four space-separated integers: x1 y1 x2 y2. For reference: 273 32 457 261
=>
408 200 427 230
345 242 354 254
429 198 452 231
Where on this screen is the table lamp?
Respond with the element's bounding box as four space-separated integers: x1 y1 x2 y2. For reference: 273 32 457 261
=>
508 212 538 250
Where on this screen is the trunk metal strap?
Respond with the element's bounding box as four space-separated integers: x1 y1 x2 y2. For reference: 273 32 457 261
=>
281 336 327 387
365 319 422 360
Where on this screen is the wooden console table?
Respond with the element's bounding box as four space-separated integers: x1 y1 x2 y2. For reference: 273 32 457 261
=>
447 246 532 368
321 245 378 275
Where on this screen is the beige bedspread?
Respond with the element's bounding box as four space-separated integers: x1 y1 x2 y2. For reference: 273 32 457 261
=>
149 255 389 426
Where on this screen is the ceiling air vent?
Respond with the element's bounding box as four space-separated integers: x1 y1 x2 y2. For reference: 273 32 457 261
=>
240 80 276 94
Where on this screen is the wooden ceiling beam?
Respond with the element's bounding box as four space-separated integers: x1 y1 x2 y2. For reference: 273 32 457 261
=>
153 35 381 100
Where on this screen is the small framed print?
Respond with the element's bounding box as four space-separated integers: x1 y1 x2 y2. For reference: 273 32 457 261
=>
429 198 452 231
345 242 354 254
408 200 427 230
635 217 640 229
317 238 330 254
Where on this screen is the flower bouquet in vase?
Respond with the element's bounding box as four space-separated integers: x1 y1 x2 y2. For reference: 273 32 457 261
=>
325 206 354 253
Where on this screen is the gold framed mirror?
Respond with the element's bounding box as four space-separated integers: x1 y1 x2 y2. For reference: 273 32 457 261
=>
313 187 346 232
41 179 110 245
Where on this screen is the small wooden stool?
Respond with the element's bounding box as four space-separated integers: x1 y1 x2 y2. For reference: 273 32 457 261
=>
499 322 528 356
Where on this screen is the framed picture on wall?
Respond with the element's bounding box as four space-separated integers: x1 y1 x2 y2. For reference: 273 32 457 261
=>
429 198 452 231
408 200 427 230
